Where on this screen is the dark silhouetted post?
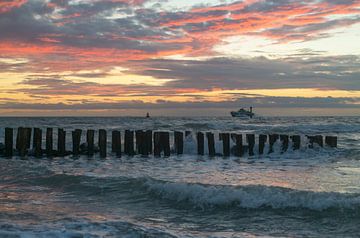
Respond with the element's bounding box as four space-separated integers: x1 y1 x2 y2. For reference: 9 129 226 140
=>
146 130 152 154
246 134 255 156
197 132 204 155
98 129 107 158
4 128 13 157
307 135 323 148
219 133 230 157
280 134 289 153
25 128 31 150
112 130 121 157
124 130 135 156
58 128 66 157
231 133 243 157
33 128 42 157
268 134 279 154
206 132 215 157
258 134 267 155
291 135 301 150
162 132 170 157
87 129 95 156
72 129 82 156
46 128 53 156
174 131 184 155
16 127 23 151
154 132 161 157
325 136 337 148
17 127 29 157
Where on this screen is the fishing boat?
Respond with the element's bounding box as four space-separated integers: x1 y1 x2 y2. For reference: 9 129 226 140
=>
230 107 254 118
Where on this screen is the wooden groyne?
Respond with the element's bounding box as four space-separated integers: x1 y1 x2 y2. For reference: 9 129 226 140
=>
0 127 338 158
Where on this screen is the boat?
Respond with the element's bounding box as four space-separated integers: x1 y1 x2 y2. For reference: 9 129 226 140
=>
230 107 254 118
146 112 150 118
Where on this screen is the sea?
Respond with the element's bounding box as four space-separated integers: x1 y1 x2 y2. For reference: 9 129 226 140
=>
0 116 359 238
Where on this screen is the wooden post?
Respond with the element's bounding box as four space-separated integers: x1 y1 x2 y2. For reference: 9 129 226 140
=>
4 128 13 157
246 134 255 156
219 133 230 157
307 135 323 148
17 127 28 157
154 132 170 157
136 130 144 155
46 128 53 156
33 128 42 157
57 128 66 157
153 132 161 157
124 130 135 156
174 131 184 155
72 129 82 156
268 134 279 154
258 134 267 155
197 132 204 155
16 127 22 151
280 134 289 153
206 132 215 157
25 128 31 149
112 130 121 157
87 129 95 156
161 132 170 157
146 130 152 154
325 136 337 148
231 133 243 157
291 135 301 150
98 129 107 158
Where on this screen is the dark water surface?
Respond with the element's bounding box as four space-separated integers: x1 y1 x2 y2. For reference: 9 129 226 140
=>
0 116 360 237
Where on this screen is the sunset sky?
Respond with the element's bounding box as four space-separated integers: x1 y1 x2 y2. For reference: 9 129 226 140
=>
0 0 359 116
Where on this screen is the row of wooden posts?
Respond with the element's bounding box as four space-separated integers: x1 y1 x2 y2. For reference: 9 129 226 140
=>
0 127 338 158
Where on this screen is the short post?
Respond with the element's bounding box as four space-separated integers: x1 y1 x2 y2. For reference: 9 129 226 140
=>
258 134 267 155
46 128 53 156
124 130 135 156
206 132 215 157
246 134 255 156
219 133 230 157
197 132 204 155
72 129 82 156
291 135 301 150
87 129 95 156
98 129 107 158
174 131 184 155
280 134 289 153
325 136 337 148
33 128 42 157
58 128 66 156
112 130 121 157
4 128 13 157
268 134 279 154
231 133 243 157
307 135 323 148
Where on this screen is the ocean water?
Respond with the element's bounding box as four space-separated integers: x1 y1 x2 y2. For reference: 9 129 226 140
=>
0 116 359 238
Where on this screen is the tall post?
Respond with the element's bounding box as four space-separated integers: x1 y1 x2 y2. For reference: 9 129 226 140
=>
58 128 66 157
219 133 230 157
124 130 135 156
17 127 28 157
112 130 121 157
33 128 42 157
291 135 301 150
268 134 279 154
98 129 107 158
154 132 161 157
4 128 13 157
46 128 53 156
174 131 184 155
280 134 289 153
72 129 82 156
146 130 152 154
87 129 95 156
258 134 267 155
206 132 215 157
246 134 255 156
197 132 204 155
231 133 243 157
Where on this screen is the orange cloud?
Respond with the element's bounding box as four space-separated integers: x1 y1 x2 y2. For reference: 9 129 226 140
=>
0 0 27 13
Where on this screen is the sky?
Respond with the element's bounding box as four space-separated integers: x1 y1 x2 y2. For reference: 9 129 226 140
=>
0 0 359 116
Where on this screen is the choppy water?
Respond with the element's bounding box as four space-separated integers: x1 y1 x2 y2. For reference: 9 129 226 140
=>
0 116 360 237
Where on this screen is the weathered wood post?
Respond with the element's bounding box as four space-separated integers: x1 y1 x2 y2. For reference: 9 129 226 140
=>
174 131 184 155
280 134 289 153
154 132 161 157
307 135 323 148
197 132 204 155
33 128 42 157
231 133 243 157
136 130 146 156
325 136 337 148
87 129 95 156
112 130 121 157
57 128 66 157
46 128 53 156
161 132 170 157
146 130 152 154
16 127 22 151
206 132 215 157
98 129 107 158
219 133 230 157
124 130 135 156
4 128 13 157
25 128 31 150
291 135 301 150
315 135 323 147
268 134 279 154
72 129 82 156
246 134 255 156
258 134 267 155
